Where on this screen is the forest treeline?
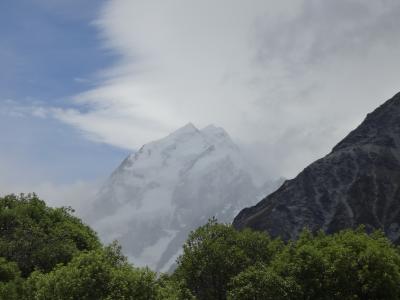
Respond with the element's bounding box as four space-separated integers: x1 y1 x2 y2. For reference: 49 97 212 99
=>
1 194 400 299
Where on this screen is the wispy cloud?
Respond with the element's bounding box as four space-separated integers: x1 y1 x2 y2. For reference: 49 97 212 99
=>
0 99 48 118
0 176 99 220
48 0 400 177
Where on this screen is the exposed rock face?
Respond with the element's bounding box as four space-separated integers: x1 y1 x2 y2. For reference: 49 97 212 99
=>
233 92 400 243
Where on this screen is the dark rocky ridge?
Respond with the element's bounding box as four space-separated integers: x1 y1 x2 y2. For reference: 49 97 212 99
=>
233 92 400 243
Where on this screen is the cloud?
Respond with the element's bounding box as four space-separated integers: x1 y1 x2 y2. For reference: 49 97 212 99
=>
0 99 49 119
256 0 400 68
0 99 128 218
0 129 100 220
52 0 400 178
0 178 99 221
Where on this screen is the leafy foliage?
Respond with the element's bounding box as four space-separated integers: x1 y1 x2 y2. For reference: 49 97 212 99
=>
270 228 400 299
0 194 100 277
2 194 400 299
174 218 283 300
0 257 23 300
0 257 20 282
24 244 158 300
227 265 300 300
175 220 400 300
156 274 196 300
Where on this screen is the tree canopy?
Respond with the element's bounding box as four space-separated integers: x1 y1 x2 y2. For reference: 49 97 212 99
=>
24 243 158 300
0 194 101 277
174 220 400 300
2 194 400 299
175 218 283 300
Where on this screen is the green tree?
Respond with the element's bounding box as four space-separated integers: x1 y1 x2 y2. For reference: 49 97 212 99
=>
174 218 282 300
227 265 300 300
3 193 400 300
24 242 159 300
270 228 400 299
0 194 100 277
0 257 23 300
156 274 196 300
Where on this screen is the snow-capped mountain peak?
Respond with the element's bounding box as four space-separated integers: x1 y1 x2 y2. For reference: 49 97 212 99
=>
90 124 281 272
169 122 199 137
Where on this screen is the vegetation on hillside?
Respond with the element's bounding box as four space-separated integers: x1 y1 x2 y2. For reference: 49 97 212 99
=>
1 194 399 299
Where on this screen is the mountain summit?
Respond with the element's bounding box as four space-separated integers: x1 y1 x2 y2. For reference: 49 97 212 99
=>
234 92 400 242
91 123 280 271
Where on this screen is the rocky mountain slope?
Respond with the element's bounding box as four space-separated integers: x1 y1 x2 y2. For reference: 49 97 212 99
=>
234 92 400 243
91 123 281 271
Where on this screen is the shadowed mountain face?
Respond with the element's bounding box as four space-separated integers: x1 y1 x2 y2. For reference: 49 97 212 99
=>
233 92 400 243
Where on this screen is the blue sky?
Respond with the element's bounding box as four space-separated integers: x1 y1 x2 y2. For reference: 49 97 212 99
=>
1 0 400 203
0 0 128 186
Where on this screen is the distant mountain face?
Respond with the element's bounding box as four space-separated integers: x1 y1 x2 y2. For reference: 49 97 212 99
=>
234 92 400 243
91 123 281 272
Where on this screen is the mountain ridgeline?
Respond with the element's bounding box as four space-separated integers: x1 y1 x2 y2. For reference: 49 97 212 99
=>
234 92 400 242
91 123 281 271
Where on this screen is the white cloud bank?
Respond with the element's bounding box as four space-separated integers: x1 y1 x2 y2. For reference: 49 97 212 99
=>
55 0 400 178
0 180 99 220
